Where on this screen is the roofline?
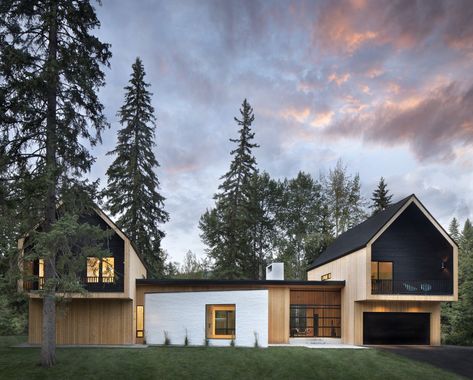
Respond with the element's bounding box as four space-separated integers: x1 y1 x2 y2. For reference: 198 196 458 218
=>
92 204 151 273
307 194 414 271
136 278 346 287
307 193 459 271
408 195 459 248
306 245 366 271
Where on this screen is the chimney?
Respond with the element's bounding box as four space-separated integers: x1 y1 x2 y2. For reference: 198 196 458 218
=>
266 263 284 280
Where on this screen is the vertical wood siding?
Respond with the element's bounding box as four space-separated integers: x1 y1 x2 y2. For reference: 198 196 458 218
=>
28 298 133 345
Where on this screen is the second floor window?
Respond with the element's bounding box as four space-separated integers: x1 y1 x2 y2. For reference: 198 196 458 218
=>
371 261 393 281
87 257 115 283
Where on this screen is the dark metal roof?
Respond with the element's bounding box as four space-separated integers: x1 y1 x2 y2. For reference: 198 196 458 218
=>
307 194 414 271
136 278 345 287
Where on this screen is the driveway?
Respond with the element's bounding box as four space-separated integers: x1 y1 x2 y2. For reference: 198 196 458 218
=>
375 345 473 379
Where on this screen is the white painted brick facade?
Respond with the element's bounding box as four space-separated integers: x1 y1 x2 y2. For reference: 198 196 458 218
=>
145 290 268 347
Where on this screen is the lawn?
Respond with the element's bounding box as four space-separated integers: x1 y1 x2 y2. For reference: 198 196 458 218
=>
0 336 464 380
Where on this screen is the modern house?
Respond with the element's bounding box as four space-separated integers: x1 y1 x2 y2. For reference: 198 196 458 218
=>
20 194 457 347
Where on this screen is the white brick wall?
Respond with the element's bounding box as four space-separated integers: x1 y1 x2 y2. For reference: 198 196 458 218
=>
145 290 268 347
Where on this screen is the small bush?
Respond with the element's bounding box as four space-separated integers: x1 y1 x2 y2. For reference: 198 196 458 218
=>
164 331 171 345
184 329 189 346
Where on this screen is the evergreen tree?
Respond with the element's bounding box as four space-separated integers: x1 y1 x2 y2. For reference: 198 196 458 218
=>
103 58 169 277
447 219 473 345
0 0 111 366
200 99 259 279
449 217 461 243
371 177 393 213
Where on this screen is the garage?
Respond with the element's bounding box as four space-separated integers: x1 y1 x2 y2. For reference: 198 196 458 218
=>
363 312 430 345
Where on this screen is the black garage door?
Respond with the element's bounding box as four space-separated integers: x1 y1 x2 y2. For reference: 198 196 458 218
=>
363 312 430 345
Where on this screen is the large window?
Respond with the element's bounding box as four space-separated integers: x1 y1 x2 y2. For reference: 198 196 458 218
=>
371 261 393 280
87 257 115 283
206 305 235 339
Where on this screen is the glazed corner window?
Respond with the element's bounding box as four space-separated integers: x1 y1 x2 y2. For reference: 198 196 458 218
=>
206 305 235 339
86 257 115 283
136 305 144 338
321 273 331 281
371 261 393 280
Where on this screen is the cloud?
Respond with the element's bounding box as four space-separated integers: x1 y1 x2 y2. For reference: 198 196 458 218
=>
324 82 473 161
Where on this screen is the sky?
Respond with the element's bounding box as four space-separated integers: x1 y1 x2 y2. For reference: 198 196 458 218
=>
90 0 473 264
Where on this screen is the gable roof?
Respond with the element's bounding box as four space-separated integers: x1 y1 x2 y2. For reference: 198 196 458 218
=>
307 194 414 271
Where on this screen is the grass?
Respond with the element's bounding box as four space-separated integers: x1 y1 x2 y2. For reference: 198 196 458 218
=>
0 336 464 380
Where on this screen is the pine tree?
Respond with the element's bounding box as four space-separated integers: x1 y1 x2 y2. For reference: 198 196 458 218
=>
449 217 461 243
103 58 169 277
371 177 393 213
200 99 259 279
447 219 473 344
0 0 111 366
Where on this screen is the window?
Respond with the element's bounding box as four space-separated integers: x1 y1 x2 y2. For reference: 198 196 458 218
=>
87 257 100 283
371 261 393 280
38 259 44 290
87 257 115 283
206 305 235 339
102 258 115 283
136 305 144 338
321 273 331 281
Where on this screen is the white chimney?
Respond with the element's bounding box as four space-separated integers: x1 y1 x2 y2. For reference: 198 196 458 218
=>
266 263 284 280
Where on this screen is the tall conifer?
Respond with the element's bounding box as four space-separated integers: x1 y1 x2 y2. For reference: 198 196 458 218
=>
371 177 393 213
103 58 169 277
0 0 111 366
200 99 259 278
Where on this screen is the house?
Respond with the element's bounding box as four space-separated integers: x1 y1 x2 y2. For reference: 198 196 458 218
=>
20 194 457 347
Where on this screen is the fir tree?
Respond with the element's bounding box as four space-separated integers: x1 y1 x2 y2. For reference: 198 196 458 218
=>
448 217 461 243
0 0 111 366
200 99 259 278
371 177 393 213
447 219 473 344
103 58 169 277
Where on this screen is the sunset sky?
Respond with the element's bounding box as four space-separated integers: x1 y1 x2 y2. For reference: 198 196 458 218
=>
91 0 473 263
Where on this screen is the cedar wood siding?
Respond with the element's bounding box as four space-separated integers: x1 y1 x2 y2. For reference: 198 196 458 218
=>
307 197 457 345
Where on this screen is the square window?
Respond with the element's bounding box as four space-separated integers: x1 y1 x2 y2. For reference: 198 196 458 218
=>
206 305 235 339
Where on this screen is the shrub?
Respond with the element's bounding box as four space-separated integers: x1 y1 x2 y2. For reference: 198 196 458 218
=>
184 329 189 346
164 331 171 345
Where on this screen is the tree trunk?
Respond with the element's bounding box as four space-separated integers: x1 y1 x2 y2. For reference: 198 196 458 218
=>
41 0 58 368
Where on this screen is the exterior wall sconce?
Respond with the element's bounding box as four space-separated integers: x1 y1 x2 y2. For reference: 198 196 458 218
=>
441 260 446 270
